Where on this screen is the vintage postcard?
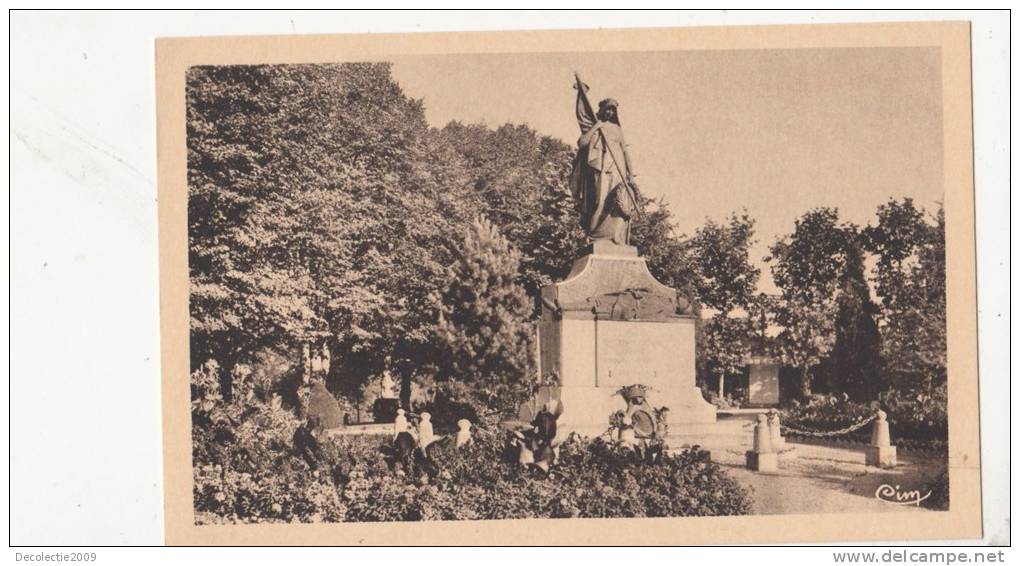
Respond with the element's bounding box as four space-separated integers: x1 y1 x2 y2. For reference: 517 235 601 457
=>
157 21 980 545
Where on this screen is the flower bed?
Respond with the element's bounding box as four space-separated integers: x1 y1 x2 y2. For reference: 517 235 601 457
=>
193 401 753 523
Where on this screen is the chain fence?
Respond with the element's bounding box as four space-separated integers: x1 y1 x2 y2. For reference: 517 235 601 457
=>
779 414 877 438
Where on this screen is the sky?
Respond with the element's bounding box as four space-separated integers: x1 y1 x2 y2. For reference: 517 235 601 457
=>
390 47 944 293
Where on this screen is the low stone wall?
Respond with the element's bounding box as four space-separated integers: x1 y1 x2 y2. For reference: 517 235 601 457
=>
325 423 391 436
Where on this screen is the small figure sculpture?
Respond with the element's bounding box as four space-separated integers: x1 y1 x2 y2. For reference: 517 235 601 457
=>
614 384 669 464
455 419 473 448
509 402 564 476
618 414 636 447
393 408 409 439
417 412 435 450
654 407 671 439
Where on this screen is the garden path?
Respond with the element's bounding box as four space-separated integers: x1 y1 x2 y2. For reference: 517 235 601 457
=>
710 442 946 515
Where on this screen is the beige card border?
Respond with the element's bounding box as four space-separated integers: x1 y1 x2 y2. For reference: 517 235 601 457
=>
157 21 980 545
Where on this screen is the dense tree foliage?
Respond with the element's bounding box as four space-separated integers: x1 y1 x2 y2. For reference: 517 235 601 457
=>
771 293 836 398
767 208 853 397
629 196 700 299
690 212 760 313
188 64 465 393
434 122 583 296
863 199 947 390
768 202 944 400
686 213 760 396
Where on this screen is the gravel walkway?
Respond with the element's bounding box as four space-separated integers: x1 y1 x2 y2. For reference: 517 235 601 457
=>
711 442 947 515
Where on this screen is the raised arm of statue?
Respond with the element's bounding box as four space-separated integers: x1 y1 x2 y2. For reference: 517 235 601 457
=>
578 122 603 148
574 74 597 134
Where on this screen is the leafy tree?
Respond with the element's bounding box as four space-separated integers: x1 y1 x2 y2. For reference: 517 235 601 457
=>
700 316 753 398
431 216 536 409
771 293 836 398
690 212 760 313
187 63 477 400
767 208 853 397
828 239 884 401
435 122 582 297
630 196 701 304
187 65 330 380
685 213 760 395
864 199 946 390
769 208 850 302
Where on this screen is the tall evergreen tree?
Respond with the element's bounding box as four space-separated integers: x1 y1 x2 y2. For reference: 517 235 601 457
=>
431 216 535 408
828 239 884 401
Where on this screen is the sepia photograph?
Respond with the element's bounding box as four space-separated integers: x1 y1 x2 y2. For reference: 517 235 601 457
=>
155 21 982 545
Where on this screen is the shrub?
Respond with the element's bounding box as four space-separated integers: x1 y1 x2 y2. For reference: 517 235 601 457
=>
706 391 743 410
194 400 754 523
878 385 947 445
306 382 344 429
780 385 947 451
192 385 351 523
328 432 752 521
413 391 483 433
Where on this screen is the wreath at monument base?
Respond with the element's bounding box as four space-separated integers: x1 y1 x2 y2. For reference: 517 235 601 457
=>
608 384 670 463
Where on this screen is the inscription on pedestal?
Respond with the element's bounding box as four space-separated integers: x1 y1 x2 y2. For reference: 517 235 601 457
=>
595 320 693 392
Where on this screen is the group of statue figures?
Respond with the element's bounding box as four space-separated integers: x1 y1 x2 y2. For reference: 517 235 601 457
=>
570 74 641 246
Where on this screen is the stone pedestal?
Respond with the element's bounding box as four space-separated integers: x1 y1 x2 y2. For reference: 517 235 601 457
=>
865 411 897 468
529 241 716 436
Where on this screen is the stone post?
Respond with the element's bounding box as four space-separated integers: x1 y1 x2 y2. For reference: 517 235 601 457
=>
865 410 897 468
417 412 434 449
455 419 472 448
745 414 778 472
393 409 408 439
768 409 785 449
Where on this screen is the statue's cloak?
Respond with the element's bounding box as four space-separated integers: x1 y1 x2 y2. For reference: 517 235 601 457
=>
570 121 634 243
